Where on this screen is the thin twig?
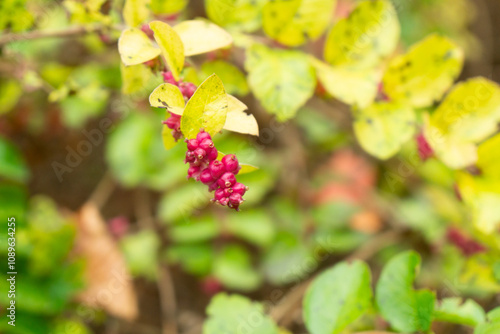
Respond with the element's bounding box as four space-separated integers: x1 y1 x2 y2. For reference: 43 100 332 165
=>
269 229 403 326
0 24 118 46
134 188 155 229
158 264 179 334
87 171 116 209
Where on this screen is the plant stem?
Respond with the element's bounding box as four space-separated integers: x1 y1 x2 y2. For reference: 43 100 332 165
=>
0 24 120 46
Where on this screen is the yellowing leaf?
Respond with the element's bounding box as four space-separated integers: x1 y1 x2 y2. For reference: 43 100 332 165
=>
151 0 187 14
150 21 185 81
149 83 185 109
162 123 178 150
310 57 380 108
477 133 500 181
383 34 464 108
118 28 161 66
181 74 228 139
123 0 149 27
424 77 500 169
224 95 259 136
120 63 152 95
354 101 416 159
245 44 315 121
201 60 249 96
239 164 259 175
324 0 399 69
457 173 500 234
205 0 266 32
263 0 336 47
173 20 232 56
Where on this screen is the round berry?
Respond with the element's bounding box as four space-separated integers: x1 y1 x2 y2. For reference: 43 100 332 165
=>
199 138 214 151
222 154 240 174
209 160 225 179
200 168 215 184
186 139 199 151
214 188 225 201
187 165 200 179
206 147 218 161
218 197 229 206
185 151 195 163
217 172 236 188
196 130 211 142
232 182 248 196
229 193 243 205
194 148 206 160
208 181 219 192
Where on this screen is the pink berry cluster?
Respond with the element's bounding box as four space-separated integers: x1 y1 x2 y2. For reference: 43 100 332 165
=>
185 130 248 210
161 71 197 141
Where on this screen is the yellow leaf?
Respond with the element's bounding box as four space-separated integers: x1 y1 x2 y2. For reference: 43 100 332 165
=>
181 74 228 139
239 164 259 175
149 83 185 109
324 0 399 69
424 77 500 169
162 123 178 150
477 133 500 181
457 173 500 235
120 63 152 95
263 0 336 47
223 95 259 136
310 57 380 108
173 20 232 56
354 101 416 159
118 28 161 66
383 34 464 108
123 0 149 28
150 21 185 81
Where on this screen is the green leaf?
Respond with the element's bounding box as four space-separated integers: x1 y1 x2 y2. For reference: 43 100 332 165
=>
303 261 372 334
383 34 464 108
201 60 249 96
226 209 275 247
173 20 233 56
158 182 210 223
263 0 336 47
150 21 185 81
213 245 262 291
181 74 228 139
118 28 161 66
166 243 214 276
375 250 435 333
123 0 149 27
204 0 266 32
353 101 416 159
310 57 379 108
245 44 315 121
151 0 187 14
0 79 22 114
324 0 400 69
149 83 185 109
169 216 220 243
121 230 160 280
475 307 500 334
203 293 279 334
0 137 29 182
434 298 486 327
262 231 315 285
424 77 500 169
